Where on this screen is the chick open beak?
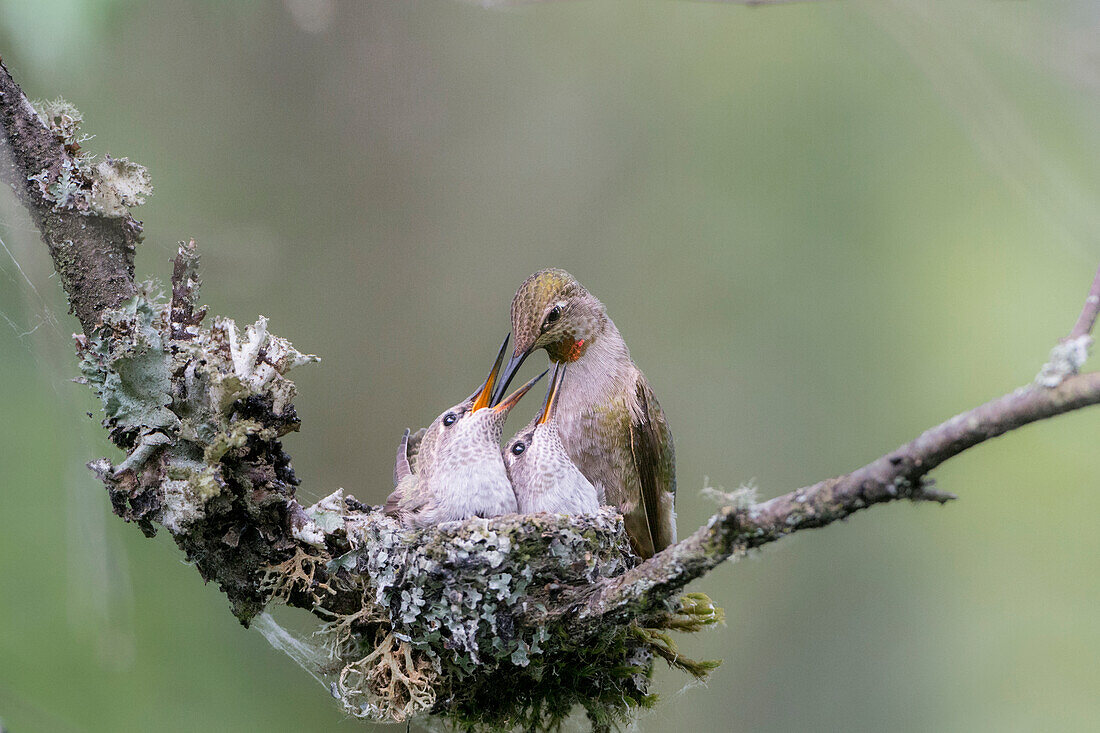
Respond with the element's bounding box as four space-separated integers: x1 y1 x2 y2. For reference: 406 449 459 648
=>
471 334 510 412
493 368 548 414
491 347 530 407
537 362 566 425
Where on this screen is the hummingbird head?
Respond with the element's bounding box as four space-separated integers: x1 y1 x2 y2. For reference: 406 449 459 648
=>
492 269 606 404
418 336 546 484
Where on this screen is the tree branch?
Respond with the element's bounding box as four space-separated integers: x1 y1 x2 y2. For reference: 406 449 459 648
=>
569 368 1100 627
566 261 1100 625
0 58 143 335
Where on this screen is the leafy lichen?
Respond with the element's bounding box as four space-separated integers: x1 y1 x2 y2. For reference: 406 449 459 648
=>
29 97 152 217
90 155 153 215
78 273 317 618
77 288 178 442
32 97 88 151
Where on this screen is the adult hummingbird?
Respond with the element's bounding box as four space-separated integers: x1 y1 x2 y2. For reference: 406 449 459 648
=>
491 269 676 558
504 363 599 516
385 336 545 527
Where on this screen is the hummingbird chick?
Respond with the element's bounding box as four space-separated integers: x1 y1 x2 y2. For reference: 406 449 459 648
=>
505 363 599 516
385 336 545 527
492 269 677 558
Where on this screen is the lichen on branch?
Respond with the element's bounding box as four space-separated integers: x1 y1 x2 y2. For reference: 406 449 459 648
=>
299 503 666 726
77 264 318 618
28 97 152 217
0 63 148 334
0 72 722 728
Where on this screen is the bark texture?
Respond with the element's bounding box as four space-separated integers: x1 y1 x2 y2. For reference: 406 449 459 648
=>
0 60 143 335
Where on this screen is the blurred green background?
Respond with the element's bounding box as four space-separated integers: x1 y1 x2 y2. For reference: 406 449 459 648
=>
1 1 1098 731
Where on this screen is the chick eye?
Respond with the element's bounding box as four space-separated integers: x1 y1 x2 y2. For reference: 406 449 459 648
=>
542 306 562 330
510 442 526 456
442 413 457 427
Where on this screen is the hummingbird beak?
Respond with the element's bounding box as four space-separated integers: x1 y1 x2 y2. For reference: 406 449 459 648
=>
537 363 566 425
493 368 548 414
472 334 510 412
491 347 530 407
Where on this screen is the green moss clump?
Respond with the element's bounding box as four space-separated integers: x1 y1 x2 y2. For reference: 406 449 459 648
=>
441 623 656 733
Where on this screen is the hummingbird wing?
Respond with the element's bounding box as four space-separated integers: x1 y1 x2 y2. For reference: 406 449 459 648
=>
393 428 412 486
405 427 427 473
385 427 426 517
628 375 677 556
384 489 407 520
383 485 403 516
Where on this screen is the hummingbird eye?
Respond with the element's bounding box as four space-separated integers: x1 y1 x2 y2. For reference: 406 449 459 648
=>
442 412 458 427
510 442 526 456
542 306 562 330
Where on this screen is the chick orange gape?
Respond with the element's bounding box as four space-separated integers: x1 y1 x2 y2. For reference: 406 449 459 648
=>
385 336 545 527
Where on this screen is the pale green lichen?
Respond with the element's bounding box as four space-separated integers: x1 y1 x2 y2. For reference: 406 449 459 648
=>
203 315 318 416
78 279 316 537
32 97 88 150
160 474 208 534
90 155 153 216
77 287 178 437
186 466 224 501
283 505 675 729
28 158 83 209
1036 334 1092 387
29 97 153 217
702 477 757 509
203 419 276 463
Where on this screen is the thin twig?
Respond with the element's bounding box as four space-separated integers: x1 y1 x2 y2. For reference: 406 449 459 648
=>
1036 263 1100 387
1067 263 1100 341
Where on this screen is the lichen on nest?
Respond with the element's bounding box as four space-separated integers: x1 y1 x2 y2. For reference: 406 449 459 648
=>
269 499 724 731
